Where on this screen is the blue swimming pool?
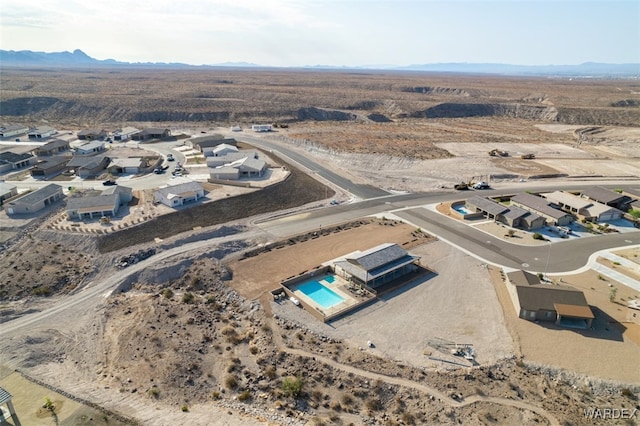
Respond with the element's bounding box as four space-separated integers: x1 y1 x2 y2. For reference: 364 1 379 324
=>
453 205 473 215
297 279 345 309
323 275 336 284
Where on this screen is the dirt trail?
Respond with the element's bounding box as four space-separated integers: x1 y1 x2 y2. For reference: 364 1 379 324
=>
259 295 561 426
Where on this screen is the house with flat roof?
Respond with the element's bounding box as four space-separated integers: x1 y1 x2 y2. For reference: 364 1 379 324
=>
0 182 18 204
506 270 594 329
510 192 574 226
75 140 106 155
66 185 132 219
6 184 64 215
0 151 37 173
333 243 421 290
66 155 110 178
112 126 139 141
581 187 630 210
30 156 70 177
0 124 29 138
77 128 108 140
154 179 204 207
131 128 171 141
33 138 70 156
28 126 56 139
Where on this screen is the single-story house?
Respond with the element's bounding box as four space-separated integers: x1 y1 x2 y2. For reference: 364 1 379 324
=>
465 196 509 219
251 124 272 132
32 138 70 156
108 157 144 174
66 155 110 178
66 185 132 219
131 128 171 141
0 124 29 138
210 166 240 180
0 182 18 204
543 191 623 222
0 151 38 173
112 126 139 141
209 143 238 157
190 135 235 152
208 154 267 180
506 270 594 329
202 140 239 156
206 151 258 167
28 126 57 140
30 156 70 177
580 187 631 210
74 140 106 155
154 178 205 207
499 205 546 230
5 183 64 215
77 128 108 141
510 192 574 226
333 243 421 289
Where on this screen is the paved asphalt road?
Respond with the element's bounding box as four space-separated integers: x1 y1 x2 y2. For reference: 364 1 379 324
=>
231 132 390 199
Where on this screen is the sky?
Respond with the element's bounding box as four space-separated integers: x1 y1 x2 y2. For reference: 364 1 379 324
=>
1 0 638 67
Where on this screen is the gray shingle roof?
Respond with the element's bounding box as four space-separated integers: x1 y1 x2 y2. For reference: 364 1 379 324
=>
39 138 69 150
466 196 509 216
67 155 109 168
347 243 410 271
10 184 62 206
34 156 70 169
67 193 119 210
511 193 569 219
0 151 34 163
581 187 626 205
155 181 203 198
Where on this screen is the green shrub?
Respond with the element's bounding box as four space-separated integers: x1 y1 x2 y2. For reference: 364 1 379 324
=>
162 288 174 299
532 233 545 241
182 292 195 303
181 405 189 412
281 376 303 398
238 390 251 402
225 375 238 389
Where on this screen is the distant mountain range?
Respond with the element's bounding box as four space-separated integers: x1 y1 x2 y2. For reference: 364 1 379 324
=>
1 49 638 77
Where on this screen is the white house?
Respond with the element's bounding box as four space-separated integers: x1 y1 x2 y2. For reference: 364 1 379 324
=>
112 127 139 141
154 178 205 207
28 126 57 140
0 125 29 139
210 143 239 157
75 141 106 155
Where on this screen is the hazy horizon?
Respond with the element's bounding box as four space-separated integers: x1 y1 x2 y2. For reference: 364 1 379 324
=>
2 1 639 68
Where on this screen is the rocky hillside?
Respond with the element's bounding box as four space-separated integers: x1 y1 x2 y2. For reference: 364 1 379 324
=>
1 68 638 127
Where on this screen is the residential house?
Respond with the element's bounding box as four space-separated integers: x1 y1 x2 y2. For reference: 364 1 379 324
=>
189 135 233 152
0 182 18 204
74 140 106 155
33 138 70 156
465 196 509 220
206 151 258 167
66 155 110 178
510 192 573 226
112 126 139 141
209 143 238 157
499 205 546 230
153 178 205 207
77 128 108 140
5 184 64 215
580 187 631 210
0 152 37 173
30 156 70 177
333 243 421 290
131 128 171 141
28 126 57 140
208 153 267 180
506 270 594 329
66 185 132 219
108 158 144 174
543 191 623 222
0 124 29 138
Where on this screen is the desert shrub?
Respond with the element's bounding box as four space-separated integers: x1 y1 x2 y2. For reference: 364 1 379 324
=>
621 387 636 400
211 391 220 399
281 376 303 398
182 292 195 303
341 394 354 406
181 405 189 412
238 390 251 402
32 286 52 296
249 346 259 355
402 412 416 425
365 398 382 411
225 375 238 389
532 233 545 240
264 365 277 379
148 388 160 398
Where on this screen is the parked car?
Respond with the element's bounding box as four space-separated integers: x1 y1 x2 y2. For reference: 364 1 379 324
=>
153 168 165 174
167 153 175 161
102 179 117 186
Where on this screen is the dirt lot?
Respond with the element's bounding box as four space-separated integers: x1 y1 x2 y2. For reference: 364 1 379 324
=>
226 218 430 300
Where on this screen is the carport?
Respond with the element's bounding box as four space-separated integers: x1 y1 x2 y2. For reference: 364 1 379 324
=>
555 303 594 329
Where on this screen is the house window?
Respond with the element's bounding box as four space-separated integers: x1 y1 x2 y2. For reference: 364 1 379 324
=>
529 312 535 319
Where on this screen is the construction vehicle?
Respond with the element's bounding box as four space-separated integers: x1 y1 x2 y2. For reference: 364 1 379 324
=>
488 149 509 157
521 153 535 159
454 182 469 190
